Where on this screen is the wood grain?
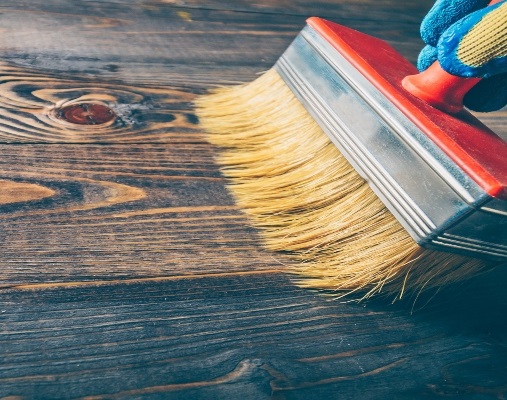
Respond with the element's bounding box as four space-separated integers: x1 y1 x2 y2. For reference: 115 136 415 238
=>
0 143 287 283
0 63 200 143
0 0 506 398
0 180 55 204
1 273 507 399
0 0 428 90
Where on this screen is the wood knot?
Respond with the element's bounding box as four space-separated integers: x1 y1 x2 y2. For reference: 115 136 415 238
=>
56 103 116 125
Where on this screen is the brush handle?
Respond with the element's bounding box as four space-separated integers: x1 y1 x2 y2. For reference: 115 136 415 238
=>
401 63 480 114
402 0 503 114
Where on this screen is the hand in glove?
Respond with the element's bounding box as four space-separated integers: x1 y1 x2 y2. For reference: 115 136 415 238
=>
418 0 507 112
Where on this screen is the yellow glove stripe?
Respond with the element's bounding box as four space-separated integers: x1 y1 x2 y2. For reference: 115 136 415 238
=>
457 2 507 67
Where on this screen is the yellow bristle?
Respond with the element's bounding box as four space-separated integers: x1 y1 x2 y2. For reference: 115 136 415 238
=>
195 68 496 300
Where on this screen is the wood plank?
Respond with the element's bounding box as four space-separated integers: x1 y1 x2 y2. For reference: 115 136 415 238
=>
0 143 287 283
0 0 434 24
1 272 507 399
0 1 429 90
0 1 502 145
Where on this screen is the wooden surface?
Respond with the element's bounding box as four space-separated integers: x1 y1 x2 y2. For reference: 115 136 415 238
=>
1 1 506 398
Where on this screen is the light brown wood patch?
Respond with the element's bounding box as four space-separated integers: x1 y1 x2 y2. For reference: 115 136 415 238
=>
0 179 55 204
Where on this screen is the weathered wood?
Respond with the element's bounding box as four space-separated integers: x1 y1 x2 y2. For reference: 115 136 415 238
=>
1 273 507 399
0 142 288 283
0 0 428 90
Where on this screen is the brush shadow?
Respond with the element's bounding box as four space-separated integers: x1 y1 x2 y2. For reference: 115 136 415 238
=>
370 265 507 341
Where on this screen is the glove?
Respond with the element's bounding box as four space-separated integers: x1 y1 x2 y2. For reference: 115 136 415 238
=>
418 0 507 112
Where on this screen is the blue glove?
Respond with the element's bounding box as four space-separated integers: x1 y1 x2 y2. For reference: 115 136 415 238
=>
418 0 507 112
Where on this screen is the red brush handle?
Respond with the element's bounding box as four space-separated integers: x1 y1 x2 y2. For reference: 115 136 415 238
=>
402 0 501 114
402 64 480 114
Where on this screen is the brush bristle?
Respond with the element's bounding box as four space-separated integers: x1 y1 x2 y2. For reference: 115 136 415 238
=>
195 69 495 300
